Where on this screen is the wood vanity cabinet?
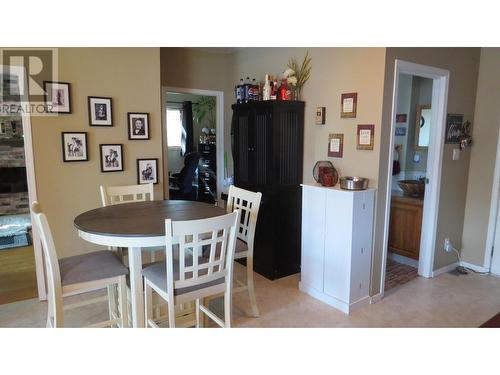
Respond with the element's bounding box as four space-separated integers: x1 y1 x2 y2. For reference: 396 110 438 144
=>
388 195 423 260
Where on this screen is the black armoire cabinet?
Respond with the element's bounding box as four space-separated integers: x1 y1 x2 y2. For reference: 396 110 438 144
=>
231 101 304 280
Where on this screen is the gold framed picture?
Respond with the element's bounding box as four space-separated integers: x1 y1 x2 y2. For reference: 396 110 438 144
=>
357 124 374 150
341 92 357 118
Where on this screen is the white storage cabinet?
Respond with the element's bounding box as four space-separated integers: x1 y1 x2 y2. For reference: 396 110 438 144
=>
300 184 375 314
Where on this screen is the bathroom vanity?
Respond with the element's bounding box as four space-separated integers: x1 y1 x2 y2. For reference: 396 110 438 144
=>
300 184 375 314
388 192 423 260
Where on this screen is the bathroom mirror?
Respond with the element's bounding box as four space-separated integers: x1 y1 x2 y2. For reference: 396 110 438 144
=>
415 104 431 149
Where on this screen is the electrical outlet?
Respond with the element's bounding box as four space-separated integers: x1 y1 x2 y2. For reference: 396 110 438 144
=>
444 238 453 253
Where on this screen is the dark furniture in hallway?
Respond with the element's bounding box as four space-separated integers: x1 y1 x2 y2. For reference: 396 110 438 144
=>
169 152 200 201
231 101 304 280
197 143 217 203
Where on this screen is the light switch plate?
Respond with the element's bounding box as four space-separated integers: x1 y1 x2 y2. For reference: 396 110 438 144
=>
452 148 460 161
315 107 326 125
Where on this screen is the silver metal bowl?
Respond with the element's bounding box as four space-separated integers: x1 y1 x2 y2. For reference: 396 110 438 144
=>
339 176 369 190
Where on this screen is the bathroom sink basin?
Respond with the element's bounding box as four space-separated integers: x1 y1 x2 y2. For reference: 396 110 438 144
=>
398 180 425 197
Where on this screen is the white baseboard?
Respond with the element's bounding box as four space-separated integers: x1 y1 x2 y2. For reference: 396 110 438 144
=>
460 261 490 273
389 253 419 268
299 282 370 314
370 293 383 304
431 262 459 277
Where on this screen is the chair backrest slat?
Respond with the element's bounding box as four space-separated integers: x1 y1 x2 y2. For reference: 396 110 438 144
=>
226 186 262 249
100 183 154 207
31 202 63 328
165 211 239 292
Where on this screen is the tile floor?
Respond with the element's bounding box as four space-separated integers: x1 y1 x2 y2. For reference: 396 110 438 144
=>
384 259 419 292
1 263 499 328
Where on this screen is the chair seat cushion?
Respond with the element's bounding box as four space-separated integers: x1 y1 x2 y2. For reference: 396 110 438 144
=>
142 261 224 296
59 250 128 287
236 239 248 253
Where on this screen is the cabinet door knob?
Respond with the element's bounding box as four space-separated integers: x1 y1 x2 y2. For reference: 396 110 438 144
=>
361 247 364 254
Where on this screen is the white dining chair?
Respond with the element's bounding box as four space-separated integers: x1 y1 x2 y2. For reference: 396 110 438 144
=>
99 183 160 262
99 183 165 323
143 210 239 328
31 202 128 328
99 183 154 207
226 185 262 317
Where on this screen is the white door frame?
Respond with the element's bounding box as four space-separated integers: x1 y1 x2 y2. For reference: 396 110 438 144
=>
161 86 224 200
379 60 450 294
1 65 46 300
484 127 500 275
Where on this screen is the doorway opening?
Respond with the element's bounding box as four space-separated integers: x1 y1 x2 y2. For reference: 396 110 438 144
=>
0 65 43 304
380 60 450 294
162 87 224 204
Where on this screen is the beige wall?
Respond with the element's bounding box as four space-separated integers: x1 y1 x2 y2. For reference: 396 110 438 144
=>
461 48 500 266
29 48 162 257
232 48 387 186
373 48 480 295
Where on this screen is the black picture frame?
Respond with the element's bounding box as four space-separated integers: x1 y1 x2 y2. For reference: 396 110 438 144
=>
61 132 88 162
44 81 71 114
128 112 150 140
88 96 113 126
137 158 159 184
99 144 124 172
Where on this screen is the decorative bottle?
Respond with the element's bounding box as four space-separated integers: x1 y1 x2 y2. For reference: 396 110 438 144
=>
262 75 271 101
278 78 292 101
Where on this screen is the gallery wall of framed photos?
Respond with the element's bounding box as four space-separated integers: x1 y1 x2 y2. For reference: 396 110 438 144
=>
29 47 162 256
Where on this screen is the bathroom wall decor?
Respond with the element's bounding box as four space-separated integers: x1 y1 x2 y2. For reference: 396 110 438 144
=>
445 114 463 144
395 127 406 136
396 113 407 123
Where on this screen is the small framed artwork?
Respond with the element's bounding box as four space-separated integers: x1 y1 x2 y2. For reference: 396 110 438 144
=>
341 92 357 118
44 81 71 113
445 114 464 144
61 132 88 162
396 113 407 123
88 96 113 126
315 107 326 125
328 133 344 158
128 112 150 140
357 124 375 150
137 158 159 184
100 144 124 172
395 127 407 136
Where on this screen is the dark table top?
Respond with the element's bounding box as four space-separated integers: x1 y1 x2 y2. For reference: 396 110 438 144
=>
74 200 225 237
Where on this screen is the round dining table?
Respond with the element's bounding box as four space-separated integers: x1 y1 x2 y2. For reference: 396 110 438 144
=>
74 199 226 328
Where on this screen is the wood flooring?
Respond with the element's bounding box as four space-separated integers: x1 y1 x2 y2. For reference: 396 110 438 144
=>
0 245 38 305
